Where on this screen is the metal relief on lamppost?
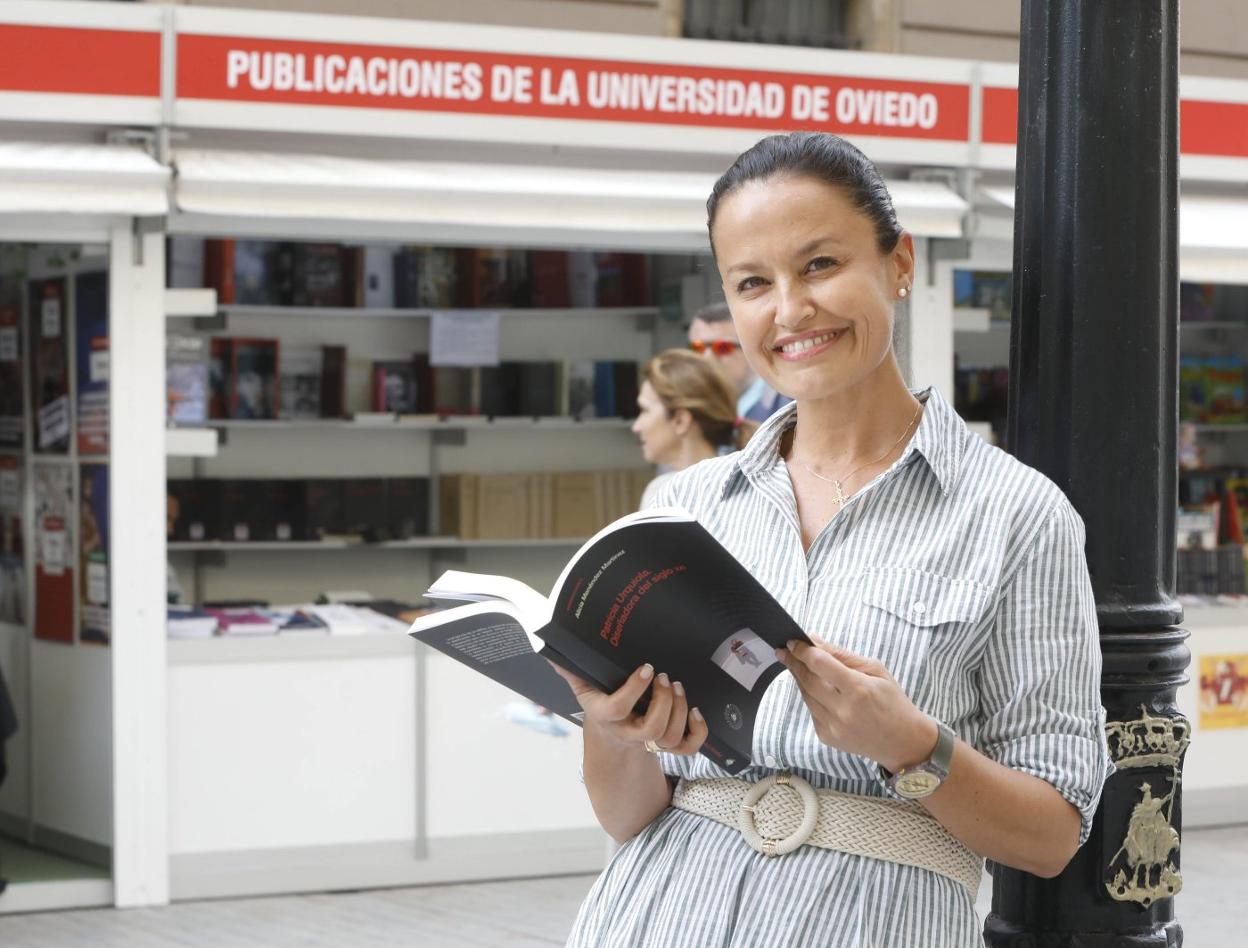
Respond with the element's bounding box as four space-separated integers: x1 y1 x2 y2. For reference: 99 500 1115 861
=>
1103 706 1191 908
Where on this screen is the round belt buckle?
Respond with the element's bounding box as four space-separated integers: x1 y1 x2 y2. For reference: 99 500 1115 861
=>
737 772 819 858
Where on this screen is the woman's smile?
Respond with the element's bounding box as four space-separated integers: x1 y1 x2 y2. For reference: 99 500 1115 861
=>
772 327 848 362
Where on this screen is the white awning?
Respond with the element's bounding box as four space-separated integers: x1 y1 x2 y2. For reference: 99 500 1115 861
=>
0 142 169 217
983 186 1248 284
171 149 967 252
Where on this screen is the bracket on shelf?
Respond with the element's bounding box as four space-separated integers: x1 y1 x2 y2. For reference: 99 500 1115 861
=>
431 429 467 447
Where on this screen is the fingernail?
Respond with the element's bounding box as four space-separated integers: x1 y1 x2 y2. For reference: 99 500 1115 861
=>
787 640 798 650
657 672 670 687
809 631 824 645
639 664 654 680
774 648 786 661
673 681 685 698
691 707 704 722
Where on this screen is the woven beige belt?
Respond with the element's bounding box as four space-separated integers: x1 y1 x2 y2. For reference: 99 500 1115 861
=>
671 773 983 900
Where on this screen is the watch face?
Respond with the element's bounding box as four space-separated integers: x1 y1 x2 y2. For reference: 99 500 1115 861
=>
895 769 942 798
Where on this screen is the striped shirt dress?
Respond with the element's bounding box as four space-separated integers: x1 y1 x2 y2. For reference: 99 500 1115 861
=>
566 388 1113 948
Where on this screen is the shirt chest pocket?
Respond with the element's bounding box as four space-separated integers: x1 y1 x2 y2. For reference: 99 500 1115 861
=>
846 569 992 708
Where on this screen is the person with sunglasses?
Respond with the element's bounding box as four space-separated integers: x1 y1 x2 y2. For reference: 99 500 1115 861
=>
688 302 790 424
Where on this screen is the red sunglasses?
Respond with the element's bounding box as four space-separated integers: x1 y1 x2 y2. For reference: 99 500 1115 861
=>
689 339 741 357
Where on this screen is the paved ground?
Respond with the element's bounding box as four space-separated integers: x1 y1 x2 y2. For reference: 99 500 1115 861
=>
0 824 1242 947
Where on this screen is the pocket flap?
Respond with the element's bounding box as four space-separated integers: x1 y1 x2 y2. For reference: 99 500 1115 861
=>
860 569 990 628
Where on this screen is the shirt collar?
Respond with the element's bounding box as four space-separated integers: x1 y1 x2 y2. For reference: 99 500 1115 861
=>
722 386 966 499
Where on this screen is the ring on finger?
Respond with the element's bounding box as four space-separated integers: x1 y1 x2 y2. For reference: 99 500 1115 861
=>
644 739 662 753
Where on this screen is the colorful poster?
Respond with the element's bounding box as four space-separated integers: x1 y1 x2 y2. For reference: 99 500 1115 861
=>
1199 654 1248 730
29 277 70 454
33 462 73 643
75 271 109 456
79 463 109 645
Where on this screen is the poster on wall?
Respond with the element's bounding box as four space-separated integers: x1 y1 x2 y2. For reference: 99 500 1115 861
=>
79 463 109 645
0 260 23 449
29 278 70 455
0 456 24 625
75 272 109 456
1199 654 1248 730
33 462 74 644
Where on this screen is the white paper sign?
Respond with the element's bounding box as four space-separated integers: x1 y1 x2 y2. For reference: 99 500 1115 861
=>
0 327 17 363
41 297 61 338
41 527 65 576
87 561 108 605
90 350 110 383
430 311 501 367
37 395 70 449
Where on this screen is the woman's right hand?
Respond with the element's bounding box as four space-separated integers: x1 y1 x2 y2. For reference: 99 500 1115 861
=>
550 662 708 755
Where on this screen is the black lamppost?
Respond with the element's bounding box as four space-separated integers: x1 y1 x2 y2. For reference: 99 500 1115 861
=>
985 2 1191 946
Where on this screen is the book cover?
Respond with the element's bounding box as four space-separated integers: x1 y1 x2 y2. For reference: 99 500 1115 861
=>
218 479 270 543
230 338 279 420
519 361 560 417
79 463 110 645
357 245 396 309
439 474 479 540
234 241 285 306
167 605 219 639
167 334 208 425
303 479 346 540
529 251 571 308
34 462 74 643
202 239 236 305
262 479 304 542
342 478 388 542
371 360 418 413
167 479 220 542
552 472 601 539
386 477 429 539
207 607 279 635
280 347 323 420
319 344 348 418
1204 357 1247 424
29 277 70 454
593 361 616 418
566 252 597 308
75 271 109 455
613 361 640 420
475 474 531 540
567 359 597 420
0 299 24 448
209 338 233 420
413 508 811 774
291 242 352 308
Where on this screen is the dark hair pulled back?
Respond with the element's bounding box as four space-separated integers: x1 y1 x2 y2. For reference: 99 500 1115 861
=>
706 132 903 257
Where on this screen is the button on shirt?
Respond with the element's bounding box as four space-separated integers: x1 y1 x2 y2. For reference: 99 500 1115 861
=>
566 388 1113 948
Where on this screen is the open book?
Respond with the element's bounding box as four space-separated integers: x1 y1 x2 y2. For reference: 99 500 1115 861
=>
410 507 809 774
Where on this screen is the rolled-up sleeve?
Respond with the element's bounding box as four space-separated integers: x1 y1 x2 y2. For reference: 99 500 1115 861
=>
977 500 1114 846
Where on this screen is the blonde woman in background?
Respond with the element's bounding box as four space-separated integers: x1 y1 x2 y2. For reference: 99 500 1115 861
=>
632 349 757 508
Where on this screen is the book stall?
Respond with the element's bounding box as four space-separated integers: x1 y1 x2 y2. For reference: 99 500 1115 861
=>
1 0 1247 910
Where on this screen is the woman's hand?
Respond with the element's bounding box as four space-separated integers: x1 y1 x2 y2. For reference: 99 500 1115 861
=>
550 662 708 756
776 634 938 773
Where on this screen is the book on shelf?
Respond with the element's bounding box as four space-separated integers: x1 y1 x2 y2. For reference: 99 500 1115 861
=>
291 242 357 308
79 463 110 645
355 245 396 309
411 507 810 774
168 479 219 542
167 605 219 639
303 479 346 540
74 271 109 456
439 473 479 539
386 477 430 540
29 277 71 454
393 245 460 308
206 606 280 636
0 300 23 449
371 360 419 413
320 344 349 418
342 478 388 542
280 347 323 420
209 337 281 420
529 251 571 308
593 252 650 307
566 359 596 420
167 333 209 425
474 473 531 540
234 240 286 306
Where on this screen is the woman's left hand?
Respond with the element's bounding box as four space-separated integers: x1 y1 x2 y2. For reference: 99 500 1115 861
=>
776 634 938 774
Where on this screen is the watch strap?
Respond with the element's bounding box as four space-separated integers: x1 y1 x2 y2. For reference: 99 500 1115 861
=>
880 720 955 790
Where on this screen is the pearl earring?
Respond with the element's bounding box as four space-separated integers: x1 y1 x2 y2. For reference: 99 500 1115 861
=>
898 287 909 299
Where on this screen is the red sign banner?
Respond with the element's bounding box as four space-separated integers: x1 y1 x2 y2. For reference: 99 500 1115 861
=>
0 24 160 98
982 85 1248 160
177 34 970 141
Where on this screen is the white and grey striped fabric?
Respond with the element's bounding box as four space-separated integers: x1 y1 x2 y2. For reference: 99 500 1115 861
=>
566 388 1113 948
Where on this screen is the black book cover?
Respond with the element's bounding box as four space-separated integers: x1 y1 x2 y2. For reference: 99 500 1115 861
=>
320 345 348 418
167 479 220 542
343 478 388 542
291 243 351 308
218 479 272 543
519 361 560 417
303 479 345 540
262 480 305 542
613 361 640 420
477 365 508 418
385 478 429 539
414 511 810 774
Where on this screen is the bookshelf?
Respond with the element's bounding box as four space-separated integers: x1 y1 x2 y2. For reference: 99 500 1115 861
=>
210 304 659 322
168 537 586 552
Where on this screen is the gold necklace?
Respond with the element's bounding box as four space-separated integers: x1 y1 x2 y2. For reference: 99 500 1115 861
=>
798 403 923 508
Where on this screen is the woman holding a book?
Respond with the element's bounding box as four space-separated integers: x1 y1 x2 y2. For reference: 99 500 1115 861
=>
557 132 1111 947
632 348 756 508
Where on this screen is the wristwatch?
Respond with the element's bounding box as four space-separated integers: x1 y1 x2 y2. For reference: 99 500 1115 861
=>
880 720 955 800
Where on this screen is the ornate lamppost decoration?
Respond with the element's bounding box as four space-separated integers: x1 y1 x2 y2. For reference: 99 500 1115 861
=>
1102 706 1191 908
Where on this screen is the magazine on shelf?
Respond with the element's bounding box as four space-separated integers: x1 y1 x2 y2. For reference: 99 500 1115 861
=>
410 507 809 774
